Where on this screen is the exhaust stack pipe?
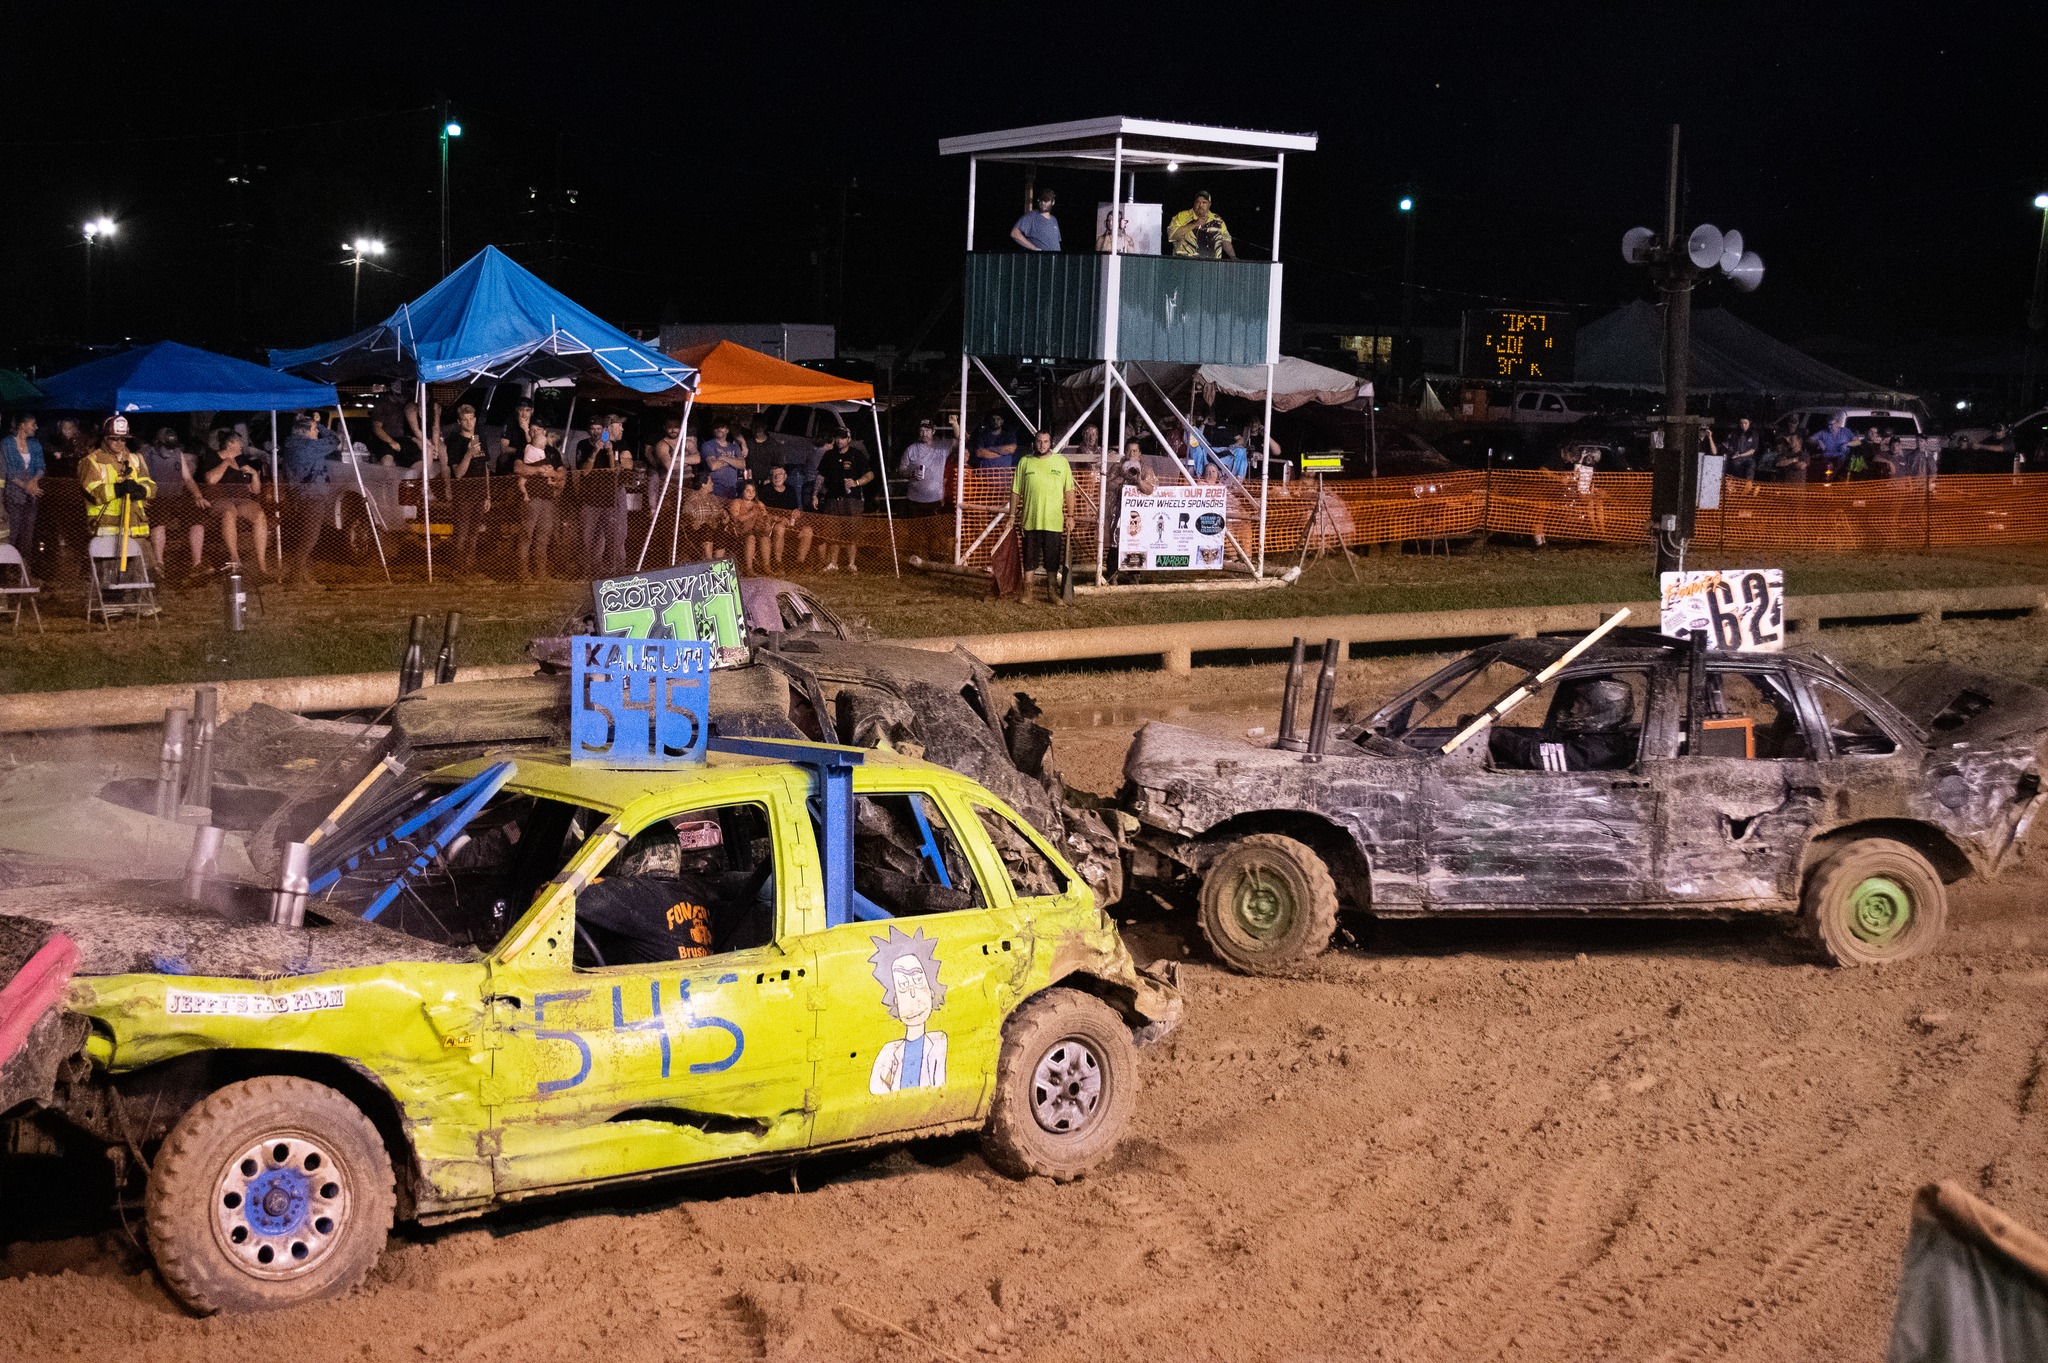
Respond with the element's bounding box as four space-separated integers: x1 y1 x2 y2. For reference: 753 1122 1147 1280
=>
1304 637 1341 761
1276 637 1307 751
183 685 219 817
269 841 312 927
398 614 428 696
156 708 190 819
434 610 463 685
183 824 224 901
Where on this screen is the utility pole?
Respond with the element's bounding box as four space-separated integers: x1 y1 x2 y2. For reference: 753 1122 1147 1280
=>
1622 125 1762 580
438 103 462 278
2025 192 2048 408
1398 191 1417 400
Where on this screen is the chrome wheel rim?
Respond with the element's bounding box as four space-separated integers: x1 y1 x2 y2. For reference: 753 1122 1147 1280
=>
1030 1036 1105 1135
211 1133 349 1279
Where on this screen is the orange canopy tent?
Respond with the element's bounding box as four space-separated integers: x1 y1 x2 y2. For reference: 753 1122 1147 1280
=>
665 340 874 406
637 340 899 574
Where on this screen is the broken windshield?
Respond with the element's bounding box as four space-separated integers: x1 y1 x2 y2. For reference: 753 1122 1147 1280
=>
308 776 606 950
1371 658 1541 751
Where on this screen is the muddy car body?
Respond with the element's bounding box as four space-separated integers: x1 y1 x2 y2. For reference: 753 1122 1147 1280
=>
1123 632 2048 971
0 741 1178 1313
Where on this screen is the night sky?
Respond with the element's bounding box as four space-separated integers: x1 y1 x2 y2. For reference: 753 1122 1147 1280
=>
4 3 2040 381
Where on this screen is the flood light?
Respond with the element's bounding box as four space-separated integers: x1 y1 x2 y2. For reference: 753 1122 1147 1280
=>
1398 197 1413 212
83 216 116 241
444 121 463 138
2036 193 2048 210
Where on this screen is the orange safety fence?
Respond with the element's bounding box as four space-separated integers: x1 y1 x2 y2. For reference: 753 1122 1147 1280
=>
947 469 2048 570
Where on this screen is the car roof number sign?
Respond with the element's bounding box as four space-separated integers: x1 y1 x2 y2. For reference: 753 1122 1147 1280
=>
1659 569 1784 653
571 637 710 766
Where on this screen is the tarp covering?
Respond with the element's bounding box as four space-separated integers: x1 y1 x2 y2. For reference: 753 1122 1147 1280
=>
1576 300 1909 401
1064 357 1367 412
0 369 39 406
37 341 338 414
667 340 872 406
1888 1181 2048 1363
270 246 696 394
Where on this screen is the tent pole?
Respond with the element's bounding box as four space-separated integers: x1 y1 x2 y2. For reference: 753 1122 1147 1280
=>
954 352 969 565
1258 376 1274 580
1109 375 1127 585
270 410 283 567
417 379 433 583
670 395 692 567
1099 133 1124 587
636 397 682 572
866 400 899 577
333 405 390 582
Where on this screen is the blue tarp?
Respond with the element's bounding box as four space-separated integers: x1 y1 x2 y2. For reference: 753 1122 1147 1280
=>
37 340 339 414
270 246 697 394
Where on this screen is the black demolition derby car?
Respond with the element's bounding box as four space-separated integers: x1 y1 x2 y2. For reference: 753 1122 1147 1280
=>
1121 630 2048 972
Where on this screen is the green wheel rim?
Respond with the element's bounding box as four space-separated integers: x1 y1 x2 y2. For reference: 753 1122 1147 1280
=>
1846 875 1912 944
1231 864 1297 943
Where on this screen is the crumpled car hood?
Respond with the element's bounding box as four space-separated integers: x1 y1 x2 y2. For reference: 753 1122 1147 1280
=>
0 881 470 980
1877 665 2048 749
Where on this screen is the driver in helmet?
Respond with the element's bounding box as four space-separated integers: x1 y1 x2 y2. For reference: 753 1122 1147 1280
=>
574 818 723 964
1488 676 1639 772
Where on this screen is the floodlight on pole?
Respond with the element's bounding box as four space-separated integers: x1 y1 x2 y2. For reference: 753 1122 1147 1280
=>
438 102 460 278
2035 194 2048 210
2026 192 2048 403
1398 191 1418 393
344 237 388 331
82 216 117 335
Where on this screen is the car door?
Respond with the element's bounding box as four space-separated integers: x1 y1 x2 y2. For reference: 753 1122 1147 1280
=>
804 780 1022 1148
1646 662 1825 909
1423 667 1661 906
482 774 820 1195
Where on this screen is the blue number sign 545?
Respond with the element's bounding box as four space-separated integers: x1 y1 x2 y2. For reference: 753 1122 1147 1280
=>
570 637 710 767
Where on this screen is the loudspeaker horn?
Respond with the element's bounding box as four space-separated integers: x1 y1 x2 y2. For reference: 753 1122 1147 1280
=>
1718 228 1744 273
1686 224 1725 270
1621 226 1656 265
1727 251 1764 292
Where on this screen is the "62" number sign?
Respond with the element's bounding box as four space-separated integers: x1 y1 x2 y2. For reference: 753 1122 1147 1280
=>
570 637 711 767
1659 569 1784 653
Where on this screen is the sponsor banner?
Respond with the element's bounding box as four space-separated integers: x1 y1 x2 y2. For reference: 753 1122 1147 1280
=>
592 559 749 668
1118 485 1228 572
1659 568 1785 652
165 986 347 1018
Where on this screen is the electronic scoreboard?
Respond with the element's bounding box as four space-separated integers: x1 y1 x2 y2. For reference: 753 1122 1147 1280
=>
1460 309 1576 382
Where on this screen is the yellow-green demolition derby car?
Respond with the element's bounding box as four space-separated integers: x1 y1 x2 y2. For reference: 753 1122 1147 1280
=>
0 737 1180 1314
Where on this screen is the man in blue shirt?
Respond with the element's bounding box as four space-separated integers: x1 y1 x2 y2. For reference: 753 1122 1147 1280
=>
279 412 340 584
1811 414 1855 479
1009 188 1060 253
969 414 1018 471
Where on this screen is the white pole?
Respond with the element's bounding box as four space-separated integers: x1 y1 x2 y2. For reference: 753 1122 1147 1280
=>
954 352 969 564
965 156 978 251
1098 134 1124 585
1261 154 1286 580
636 394 687 572
332 405 390 582
670 394 692 566
868 399 899 577
416 380 434 582
269 410 282 565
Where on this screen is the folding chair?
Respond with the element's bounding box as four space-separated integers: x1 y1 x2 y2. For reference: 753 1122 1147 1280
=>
86 534 162 628
0 543 42 634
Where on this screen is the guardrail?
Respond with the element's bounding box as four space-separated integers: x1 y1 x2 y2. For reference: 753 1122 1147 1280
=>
896 583 2048 675
0 583 2039 732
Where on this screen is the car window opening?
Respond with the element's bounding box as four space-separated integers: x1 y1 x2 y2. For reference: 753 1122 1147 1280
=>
572 802 777 967
850 792 984 921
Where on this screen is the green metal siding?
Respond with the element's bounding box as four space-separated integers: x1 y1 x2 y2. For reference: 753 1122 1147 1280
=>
960 253 1274 365
1116 257 1273 365
962 254 1105 360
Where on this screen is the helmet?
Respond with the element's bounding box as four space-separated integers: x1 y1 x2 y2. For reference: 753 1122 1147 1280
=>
1554 678 1632 734
612 822 680 878
101 415 131 440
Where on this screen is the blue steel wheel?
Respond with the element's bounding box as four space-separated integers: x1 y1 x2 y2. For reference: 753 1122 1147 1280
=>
146 1076 395 1314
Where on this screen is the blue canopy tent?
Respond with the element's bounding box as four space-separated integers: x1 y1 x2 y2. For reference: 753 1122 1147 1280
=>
37 341 358 572
272 247 698 580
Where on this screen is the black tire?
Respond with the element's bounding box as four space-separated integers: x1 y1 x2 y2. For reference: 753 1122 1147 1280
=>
1802 838 1947 967
982 988 1137 1182
146 1075 395 1314
1197 833 1342 974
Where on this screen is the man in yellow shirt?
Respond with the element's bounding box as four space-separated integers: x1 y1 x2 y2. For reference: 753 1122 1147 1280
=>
1011 430 1074 601
1166 191 1235 261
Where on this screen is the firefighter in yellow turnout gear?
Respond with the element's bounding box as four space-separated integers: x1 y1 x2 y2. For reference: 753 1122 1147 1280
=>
79 416 155 570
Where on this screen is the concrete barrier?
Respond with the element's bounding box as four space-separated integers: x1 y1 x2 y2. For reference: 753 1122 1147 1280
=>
897 583 2048 674
1 583 2040 732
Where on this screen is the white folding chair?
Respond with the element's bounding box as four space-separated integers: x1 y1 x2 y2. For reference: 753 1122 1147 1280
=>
0 543 41 634
86 534 161 628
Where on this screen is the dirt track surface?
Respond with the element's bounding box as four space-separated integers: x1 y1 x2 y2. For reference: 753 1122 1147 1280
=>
5 621 2048 1359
